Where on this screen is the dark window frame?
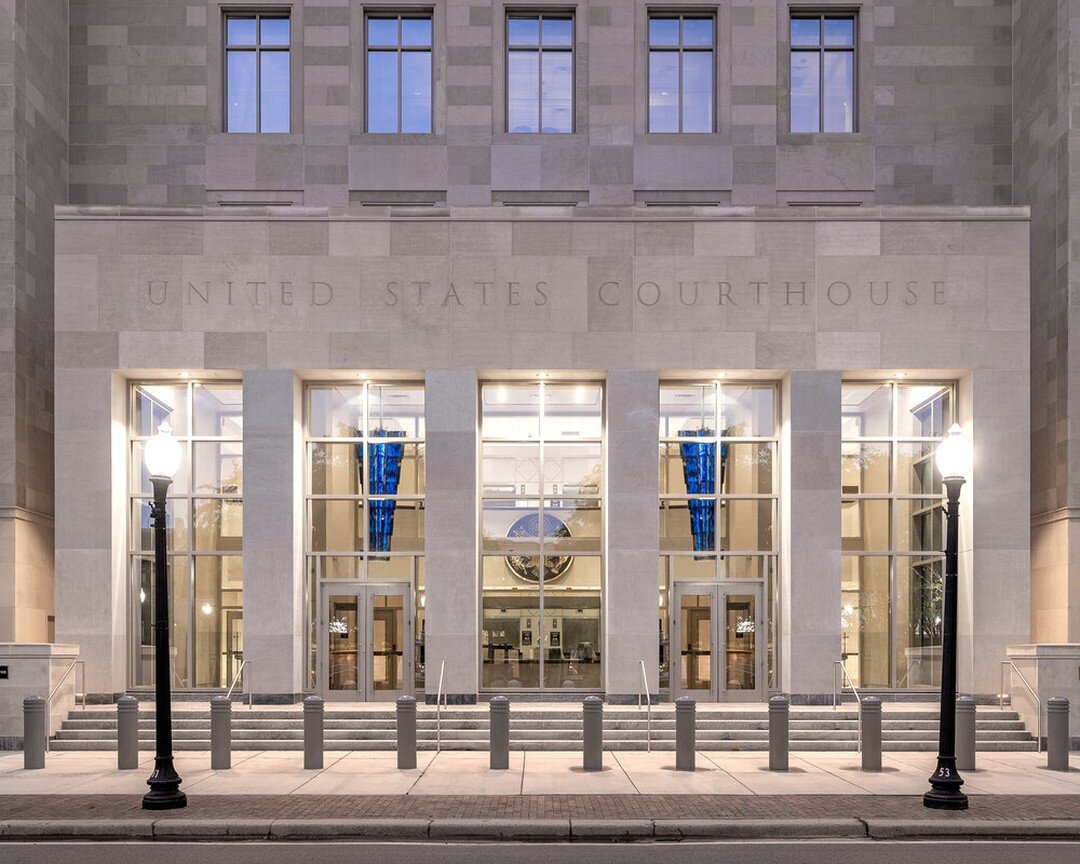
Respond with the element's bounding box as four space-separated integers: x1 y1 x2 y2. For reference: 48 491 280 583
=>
364 12 435 134
647 12 718 134
789 11 857 134
505 11 576 134
223 11 292 133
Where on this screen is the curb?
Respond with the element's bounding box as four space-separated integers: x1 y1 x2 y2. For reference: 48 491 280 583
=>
1 817 1079 842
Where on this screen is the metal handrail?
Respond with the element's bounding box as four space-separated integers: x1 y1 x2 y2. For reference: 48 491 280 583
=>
435 659 446 752
832 659 863 752
225 660 253 709
897 658 922 688
45 659 85 747
637 660 652 753
1000 660 1043 751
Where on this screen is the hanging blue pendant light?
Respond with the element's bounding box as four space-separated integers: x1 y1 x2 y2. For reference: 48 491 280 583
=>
362 429 406 552
679 429 716 552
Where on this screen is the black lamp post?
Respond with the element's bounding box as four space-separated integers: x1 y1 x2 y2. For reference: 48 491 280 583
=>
923 423 973 811
142 422 187 810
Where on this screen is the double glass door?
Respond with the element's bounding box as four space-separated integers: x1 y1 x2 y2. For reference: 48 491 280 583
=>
320 583 412 701
671 582 765 701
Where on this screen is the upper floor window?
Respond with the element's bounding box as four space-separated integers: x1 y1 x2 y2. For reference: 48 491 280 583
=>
648 14 715 133
366 14 433 133
507 13 574 133
789 13 855 133
225 13 290 132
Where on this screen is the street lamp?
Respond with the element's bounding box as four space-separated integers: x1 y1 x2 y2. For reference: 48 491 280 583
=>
923 423 973 811
142 422 187 810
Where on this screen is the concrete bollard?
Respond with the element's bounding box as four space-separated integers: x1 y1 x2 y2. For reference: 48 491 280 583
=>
22 696 46 770
489 696 510 770
303 695 324 770
397 695 417 769
117 695 140 770
860 696 882 772
768 695 789 771
1047 697 1070 772
955 695 976 771
211 696 232 770
582 696 604 771
675 697 696 771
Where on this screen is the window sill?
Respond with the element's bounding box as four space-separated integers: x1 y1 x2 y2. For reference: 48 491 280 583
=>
777 132 872 146
208 131 304 144
351 133 446 145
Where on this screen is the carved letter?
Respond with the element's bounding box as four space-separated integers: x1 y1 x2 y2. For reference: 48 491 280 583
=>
442 283 463 306
385 281 399 306
147 280 168 306
784 280 808 306
280 281 293 306
534 281 548 306
933 281 946 305
637 281 661 307
827 281 851 306
508 281 521 306
869 281 890 307
247 281 266 307
678 281 699 306
311 281 333 307
477 281 493 306
718 281 735 306
905 281 918 306
412 281 429 306
186 281 209 305
598 281 620 306
226 281 235 306
751 281 768 305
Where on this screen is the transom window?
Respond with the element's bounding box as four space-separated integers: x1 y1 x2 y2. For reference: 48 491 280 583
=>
841 382 954 689
224 13 290 132
366 14 433 133
789 13 856 133
648 14 715 133
506 13 574 133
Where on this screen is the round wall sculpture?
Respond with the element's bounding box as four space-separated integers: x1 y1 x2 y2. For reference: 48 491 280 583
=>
505 512 572 582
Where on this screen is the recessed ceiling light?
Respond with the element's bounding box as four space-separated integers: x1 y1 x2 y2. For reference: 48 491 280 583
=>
357 372 367 380
537 372 548 380
895 372 907 379
179 371 189 379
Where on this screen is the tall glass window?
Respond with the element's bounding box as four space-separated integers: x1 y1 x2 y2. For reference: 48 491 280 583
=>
129 382 244 689
789 13 855 133
481 382 602 690
659 382 780 689
366 14 433 133
304 383 425 690
224 13 290 132
507 13 574 133
648 14 715 133
841 382 954 688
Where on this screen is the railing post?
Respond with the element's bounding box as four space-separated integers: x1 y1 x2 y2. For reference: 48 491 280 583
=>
22 696 46 770
1047 697 1070 771
768 695 789 771
397 695 417 769
860 696 882 771
211 696 232 770
675 697 696 771
489 696 510 770
303 695 324 770
117 695 140 770
955 696 976 771
582 696 604 771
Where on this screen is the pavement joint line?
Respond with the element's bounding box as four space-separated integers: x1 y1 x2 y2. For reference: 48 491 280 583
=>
609 751 640 794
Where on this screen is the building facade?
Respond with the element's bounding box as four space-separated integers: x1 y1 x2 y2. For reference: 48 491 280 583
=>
3 0 1070 706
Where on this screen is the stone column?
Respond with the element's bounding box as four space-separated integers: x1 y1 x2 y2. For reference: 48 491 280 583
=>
604 371 660 701
781 371 842 700
54 369 127 698
424 370 478 702
960 369 1030 695
242 371 303 702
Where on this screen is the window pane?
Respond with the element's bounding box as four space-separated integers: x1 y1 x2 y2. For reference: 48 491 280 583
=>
681 50 713 132
368 17 398 47
841 442 891 494
508 16 540 46
824 17 854 46
648 51 679 132
789 50 819 133
720 384 774 437
131 441 190 495
193 442 243 495
721 499 774 552
260 17 290 46
541 51 573 133
842 384 891 437
897 441 941 495
542 17 573 46
682 17 714 47
194 384 243 437
133 499 189 552
508 51 540 133
660 385 716 436
259 51 290 132
722 442 775 495
311 499 362 552
895 557 943 687
660 498 714 552
482 443 541 496
790 17 820 46
133 384 188 437
310 442 361 496
309 386 364 438
543 385 602 439
823 50 854 132
841 555 890 687
226 50 257 132
483 501 542 553
544 498 601 552
368 50 398 132
401 51 433 133
543 443 602 496
481 384 540 439
897 385 951 437
401 17 432 47
132 556 190 687
226 17 257 46
543 578 601 689
368 385 425 436
193 499 243 552
374 499 424 552
649 17 679 46
193 556 243 688
895 500 944 555
842 499 889 551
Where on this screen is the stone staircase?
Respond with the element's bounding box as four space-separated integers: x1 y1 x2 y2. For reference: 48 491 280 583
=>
50 705 1038 752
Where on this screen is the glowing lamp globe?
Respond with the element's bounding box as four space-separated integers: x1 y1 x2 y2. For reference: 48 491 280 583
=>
935 423 972 481
144 422 183 480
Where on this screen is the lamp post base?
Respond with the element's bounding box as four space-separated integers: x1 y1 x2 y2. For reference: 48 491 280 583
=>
923 760 968 810
142 759 187 810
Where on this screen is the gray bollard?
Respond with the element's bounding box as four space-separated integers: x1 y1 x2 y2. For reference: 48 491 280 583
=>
22 696 46 770
768 695 789 771
397 695 417 770
1047 697 1070 772
303 695 324 770
860 696 882 772
675 697 696 771
955 695 976 771
211 696 232 770
117 695 140 770
582 695 604 771
489 696 510 770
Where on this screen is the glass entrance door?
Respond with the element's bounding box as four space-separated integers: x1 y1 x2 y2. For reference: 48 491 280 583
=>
320 583 411 701
671 582 764 702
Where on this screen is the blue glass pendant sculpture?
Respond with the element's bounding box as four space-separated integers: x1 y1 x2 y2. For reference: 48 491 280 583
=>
678 429 729 553
361 429 406 552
